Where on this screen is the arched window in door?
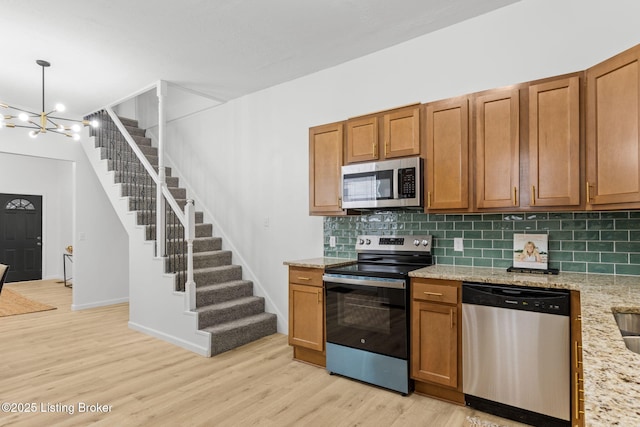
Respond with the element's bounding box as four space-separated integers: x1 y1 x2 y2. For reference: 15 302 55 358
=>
4 198 36 210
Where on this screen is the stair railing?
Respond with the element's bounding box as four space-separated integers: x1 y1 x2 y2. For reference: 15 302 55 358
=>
85 103 196 310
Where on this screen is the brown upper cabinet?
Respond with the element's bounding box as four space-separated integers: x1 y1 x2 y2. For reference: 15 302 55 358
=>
346 104 421 163
424 97 470 211
527 75 582 208
586 44 640 208
309 122 345 215
474 88 521 209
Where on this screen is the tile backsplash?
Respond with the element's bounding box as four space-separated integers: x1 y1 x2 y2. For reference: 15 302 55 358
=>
324 211 640 276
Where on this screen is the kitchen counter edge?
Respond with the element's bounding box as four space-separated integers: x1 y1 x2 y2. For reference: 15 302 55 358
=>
283 257 357 269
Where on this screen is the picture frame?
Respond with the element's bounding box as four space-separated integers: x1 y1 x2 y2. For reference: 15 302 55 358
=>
512 233 548 270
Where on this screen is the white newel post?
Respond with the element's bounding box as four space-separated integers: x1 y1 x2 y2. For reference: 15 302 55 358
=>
156 81 167 257
185 199 196 311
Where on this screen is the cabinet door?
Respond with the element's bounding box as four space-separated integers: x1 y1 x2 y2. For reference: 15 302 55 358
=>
384 106 421 159
586 45 640 206
411 301 457 388
529 76 581 207
475 89 520 209
346 116 379 163
425 98 469 210
288 283 324 351
309 122 345 215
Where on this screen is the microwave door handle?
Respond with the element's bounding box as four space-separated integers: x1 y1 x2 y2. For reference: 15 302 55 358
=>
393 168 399 200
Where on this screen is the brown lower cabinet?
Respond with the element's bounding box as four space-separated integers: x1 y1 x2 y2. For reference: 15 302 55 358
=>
410 278 464 404
288 266 326 367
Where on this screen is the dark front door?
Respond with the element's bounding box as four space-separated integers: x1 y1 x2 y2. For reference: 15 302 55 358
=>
0 193 43 282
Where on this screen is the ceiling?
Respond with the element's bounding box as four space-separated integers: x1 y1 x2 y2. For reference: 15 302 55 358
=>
0 0 518 118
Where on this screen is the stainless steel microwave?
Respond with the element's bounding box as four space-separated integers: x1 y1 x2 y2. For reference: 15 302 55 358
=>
341 157 423 209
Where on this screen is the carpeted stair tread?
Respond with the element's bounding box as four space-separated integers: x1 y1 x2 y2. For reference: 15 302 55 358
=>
196 296 266 328
118 117 138 127
194 264 242 285
196 295 263 313
204 312 278 356
196 280 254 306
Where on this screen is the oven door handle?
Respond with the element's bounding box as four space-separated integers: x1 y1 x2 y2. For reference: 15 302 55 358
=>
323 275 406 290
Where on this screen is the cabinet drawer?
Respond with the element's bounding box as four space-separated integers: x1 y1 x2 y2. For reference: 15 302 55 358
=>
413 280 458 304
289 267 324 287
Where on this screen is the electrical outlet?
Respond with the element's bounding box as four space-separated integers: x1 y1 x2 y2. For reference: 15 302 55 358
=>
454 237 464 252
329 236 336 247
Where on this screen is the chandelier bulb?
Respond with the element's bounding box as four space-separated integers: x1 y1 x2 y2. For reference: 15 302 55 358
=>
72 133 80 141
90 119 99 128
71 124 81 132
18 112 29 122
54 103 66 112
28 130 38 138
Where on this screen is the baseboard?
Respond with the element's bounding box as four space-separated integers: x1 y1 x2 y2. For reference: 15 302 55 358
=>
128 321 211 357
71 296 129 310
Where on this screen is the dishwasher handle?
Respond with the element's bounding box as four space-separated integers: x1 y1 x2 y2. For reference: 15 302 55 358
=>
462 282 570 316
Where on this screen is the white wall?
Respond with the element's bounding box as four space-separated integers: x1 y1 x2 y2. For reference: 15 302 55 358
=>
0 153 72 280
0 129 129 309
161 0 640 333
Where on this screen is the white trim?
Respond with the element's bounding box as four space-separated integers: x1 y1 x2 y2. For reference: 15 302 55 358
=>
72 296 129 310
128 321 211 357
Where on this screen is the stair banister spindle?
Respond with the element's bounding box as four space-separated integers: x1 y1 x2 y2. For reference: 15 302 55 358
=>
156 81 167 257
184 199 196 311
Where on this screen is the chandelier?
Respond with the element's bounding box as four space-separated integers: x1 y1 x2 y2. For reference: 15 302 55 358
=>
0 59 98 140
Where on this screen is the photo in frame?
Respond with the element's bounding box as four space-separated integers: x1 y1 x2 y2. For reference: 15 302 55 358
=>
512 233 548 270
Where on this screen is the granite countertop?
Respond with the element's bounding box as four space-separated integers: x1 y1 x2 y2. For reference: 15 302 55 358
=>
283 257 356 269
410 265 640 427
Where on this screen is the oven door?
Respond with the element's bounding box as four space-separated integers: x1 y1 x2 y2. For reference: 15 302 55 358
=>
324 274 408 360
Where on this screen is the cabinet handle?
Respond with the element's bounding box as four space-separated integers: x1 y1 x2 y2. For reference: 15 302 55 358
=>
427 191 432 208
385 140 389 156
513 187 518 206
372 142 377 157
338 197 342 208
317 290 322 304
297 276 311 281
423 291 443 296
586 181 592 202
450 309 454 329
531 185 536 205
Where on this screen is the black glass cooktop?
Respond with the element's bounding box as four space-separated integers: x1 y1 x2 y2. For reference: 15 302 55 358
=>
324 262 431 279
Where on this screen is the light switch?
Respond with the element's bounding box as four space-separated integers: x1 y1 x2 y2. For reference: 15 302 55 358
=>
329 236 336 247
454 237 464 252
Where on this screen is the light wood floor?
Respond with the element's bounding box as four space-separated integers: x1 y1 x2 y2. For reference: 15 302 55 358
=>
0 280 524 427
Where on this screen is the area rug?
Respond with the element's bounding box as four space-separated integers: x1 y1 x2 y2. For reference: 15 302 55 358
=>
0 288 56 317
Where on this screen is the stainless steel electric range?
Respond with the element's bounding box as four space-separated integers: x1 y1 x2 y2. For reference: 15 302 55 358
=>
323 234 434 395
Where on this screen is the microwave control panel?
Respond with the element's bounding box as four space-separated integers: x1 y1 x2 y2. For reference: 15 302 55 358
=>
398 167 416 198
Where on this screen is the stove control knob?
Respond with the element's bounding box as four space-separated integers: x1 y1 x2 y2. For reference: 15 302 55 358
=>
421 239 430 247
358 239 364 245
365 239 371 245
413 239 420 246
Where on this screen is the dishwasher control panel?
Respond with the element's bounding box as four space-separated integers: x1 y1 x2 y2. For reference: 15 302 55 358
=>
462 282 570 316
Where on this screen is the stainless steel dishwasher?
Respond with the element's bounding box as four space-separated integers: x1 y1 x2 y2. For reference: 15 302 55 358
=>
462 282 571 427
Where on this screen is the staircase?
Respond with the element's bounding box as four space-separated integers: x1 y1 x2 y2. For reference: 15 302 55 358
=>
92 114 277 356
